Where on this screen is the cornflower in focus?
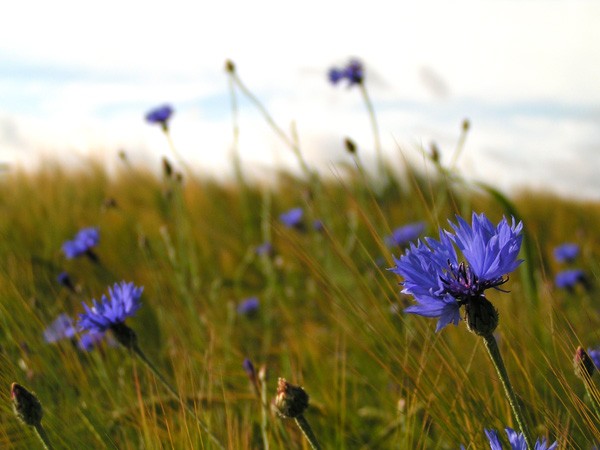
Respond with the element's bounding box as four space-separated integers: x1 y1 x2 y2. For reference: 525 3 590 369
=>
146 105 174 131
390 212 523 334
384 222 426 248
553 242 579 263
62 227 99 260
481 428 557 450
328 59 364 86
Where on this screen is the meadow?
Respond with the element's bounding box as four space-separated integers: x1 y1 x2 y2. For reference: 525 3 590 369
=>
1 60 600 450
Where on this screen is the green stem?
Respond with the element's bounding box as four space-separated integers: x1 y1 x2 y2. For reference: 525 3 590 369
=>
294 414 322 450
259 372 270 450
359 83 384 181
133 346 226 450
482 334 534 449
581 375 600 421
33 423 55 450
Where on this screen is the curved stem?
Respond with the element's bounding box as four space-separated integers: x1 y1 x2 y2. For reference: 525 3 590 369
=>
133 345 226 450
294 414 323 450
359 83 384 181
33 423 55 450
482 334 534 449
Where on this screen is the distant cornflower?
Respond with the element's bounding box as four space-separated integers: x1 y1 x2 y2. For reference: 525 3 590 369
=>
328 59 364 86
78 281 143 334
313 219 324 232
256 242 274 256
56 271 75 291
480 428 557 450
279 207 304 229
588 347 600 371
553 243 579 263
62 227 99 260
555 269 587 290
237 297 259 315
43 314 76 343
78 330 105 351
146 105 173 132
384 222 426 247
390 212 523 333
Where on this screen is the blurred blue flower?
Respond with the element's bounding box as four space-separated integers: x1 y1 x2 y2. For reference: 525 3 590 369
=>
589 347 600 370
146 105 173 128
384 222 426 247
328 59 364 86
56 271 75 291
256 242 274 256
279 207 304 229
313 219 324 232
237 297 259 315
555 269 587 290
78 281 143 333
44 314 76 343
479 427 556 450
62 227 99 259
553 243 579 263
78 330 105 351
390 212 523 332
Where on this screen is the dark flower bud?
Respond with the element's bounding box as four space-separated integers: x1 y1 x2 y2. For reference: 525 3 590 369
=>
225 60 236 73
102 197 117 210
243 358 256 382
462 118 470 131
11 383 43 426
574 346 595 379
429 142 440 163
162 157 173 178
110 322 138 349
344 138 357 154
118 150 128 161
274 378 309 418
465 296 498 336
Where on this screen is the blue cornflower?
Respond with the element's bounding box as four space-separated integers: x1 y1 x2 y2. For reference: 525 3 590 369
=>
476 428 557 450
279 207 304 229
146 105 173 129
237 297 259 315
555 269 587 290
256 242 274 256
62 227 100 259
328 59 364 86
328 68 345 84
78 330 105 351
43 314 76 343
57 271 75 291
390 212 523 333
78 281 143 333
384 221 426 247
588 347 600 370
553 243 579 263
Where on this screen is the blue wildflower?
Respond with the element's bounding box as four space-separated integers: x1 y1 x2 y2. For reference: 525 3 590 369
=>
57 271 75 291
553 243 579 263
146 105 173 129
384 222 426 247
390 212 523 333
43 314 76 343
328 59 364 86
279 207 304 229
328 68 345 84
256 242 274 256
313 219 324 232
78 330 105 351
62 227 100 259
78 281 143 333
555 269 587 290
588 347 600 370
476 428 557 450
237 297 259 316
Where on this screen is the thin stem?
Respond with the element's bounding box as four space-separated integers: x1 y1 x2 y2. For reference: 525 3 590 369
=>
133 345 226 450
294 414 323 450
259 373 270 450
482 334 534 449
581 374 600 421
33 423 55 450
163 128 192 176
359 83 384 181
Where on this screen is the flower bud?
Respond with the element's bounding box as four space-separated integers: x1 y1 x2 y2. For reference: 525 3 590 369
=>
574 346 595 380
465 296 498 336
344 138 357 154
274 378 309 418
225 60 236 73
110 322 138 349
11 383 43 426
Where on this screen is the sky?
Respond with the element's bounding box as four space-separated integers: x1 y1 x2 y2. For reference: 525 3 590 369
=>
2 0 600 199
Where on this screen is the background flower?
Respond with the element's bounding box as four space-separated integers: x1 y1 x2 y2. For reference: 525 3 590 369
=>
62 226 99 259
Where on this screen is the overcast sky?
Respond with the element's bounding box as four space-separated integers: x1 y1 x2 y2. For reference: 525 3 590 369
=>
2 0 599 198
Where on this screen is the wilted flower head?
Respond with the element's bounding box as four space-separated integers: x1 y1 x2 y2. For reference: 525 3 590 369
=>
274 378 309 418
78 281 143 333
555 269 587 290
553 243 579 263
328 59 364 86
481 427 556 450
11 383 43 426
279 207 304 229
145 105 173 130
384 222 426 247
43 314 76 343
237 297 259 316
62 227 99 259
390 212 523 333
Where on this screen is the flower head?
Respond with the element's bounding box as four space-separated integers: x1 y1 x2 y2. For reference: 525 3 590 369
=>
328 59 364 86
478 428 557 450
588 347 600 371
555 269 587 290
145 105 173 130
384 222 426 247
279 207 304 229
43 314 76 343
390 212 523 333
237 297 259 316
78 281 143 333
553 243 579 263
62 227 99 259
